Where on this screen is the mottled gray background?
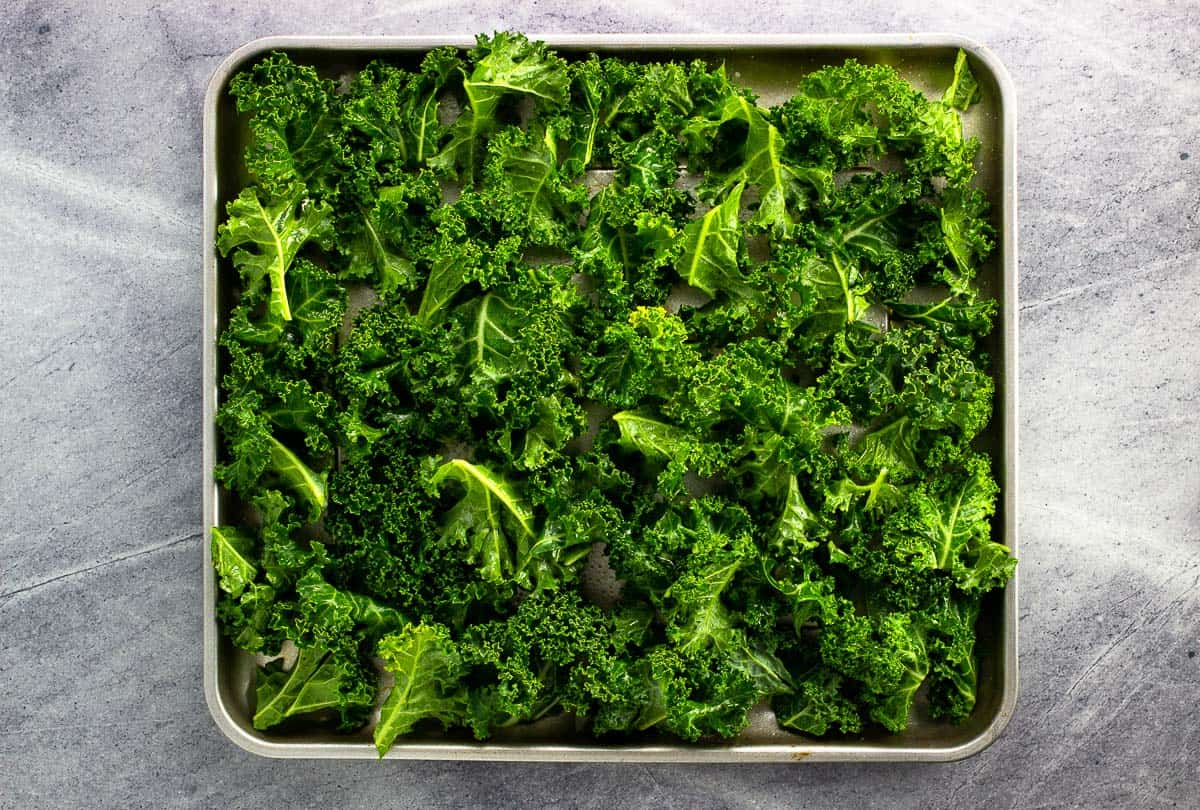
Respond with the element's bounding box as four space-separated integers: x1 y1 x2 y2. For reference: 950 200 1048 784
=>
1 0 1198 807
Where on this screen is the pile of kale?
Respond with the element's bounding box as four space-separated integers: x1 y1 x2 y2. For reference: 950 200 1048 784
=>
211 33 1015 755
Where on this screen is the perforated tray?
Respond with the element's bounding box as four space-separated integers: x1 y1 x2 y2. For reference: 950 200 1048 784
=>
202 33 1018 761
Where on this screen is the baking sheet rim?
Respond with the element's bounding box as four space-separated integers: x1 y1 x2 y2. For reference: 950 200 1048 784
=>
201 32 1019 762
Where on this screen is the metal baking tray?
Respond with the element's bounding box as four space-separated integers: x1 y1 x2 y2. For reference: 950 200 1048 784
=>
203 34 1018 761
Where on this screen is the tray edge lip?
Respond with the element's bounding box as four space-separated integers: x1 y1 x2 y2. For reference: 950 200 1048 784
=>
201 31 1019 763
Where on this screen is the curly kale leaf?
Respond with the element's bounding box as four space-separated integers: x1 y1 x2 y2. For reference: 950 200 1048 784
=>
214 391 329 521
293 568 407 651
675 182 752 299
225 258 347 368
482 125 589 245
217 185 334 321
821 326 994 448
585 306 699 409
428 459 536 587
335 170 443 296
211 526 257 600
817 603 929 732
341 51 463 174
882 451 1015 593
229 52 342 196
431 32 570 181
779 56 980 184
942 49 982 111
773 667 862 736
254 646 376 732
791 248 877 346
691 95 832 236
659 499 755 654
889 290 996 348
375 623 468 755
575 183 687 315
938 186 995 289
460 590 636 737
922 592 983 722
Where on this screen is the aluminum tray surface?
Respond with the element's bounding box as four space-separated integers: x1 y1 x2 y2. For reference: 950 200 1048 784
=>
202 34 1018 762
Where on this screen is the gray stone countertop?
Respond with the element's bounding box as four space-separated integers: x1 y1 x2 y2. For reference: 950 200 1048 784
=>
1 1 1197 807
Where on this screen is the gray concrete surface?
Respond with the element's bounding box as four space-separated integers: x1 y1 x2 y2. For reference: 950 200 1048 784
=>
1 1 1198 807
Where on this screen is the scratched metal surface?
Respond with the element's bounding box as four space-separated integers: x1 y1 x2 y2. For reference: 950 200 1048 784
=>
1 0 1197 806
